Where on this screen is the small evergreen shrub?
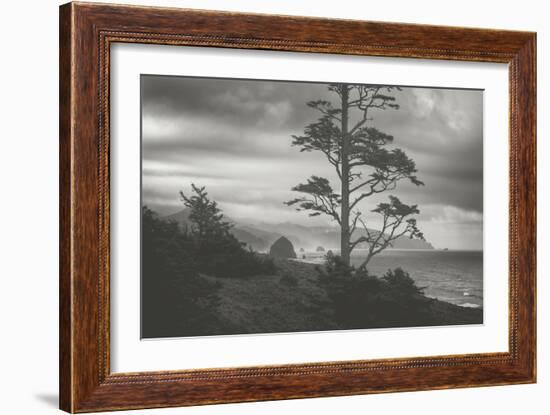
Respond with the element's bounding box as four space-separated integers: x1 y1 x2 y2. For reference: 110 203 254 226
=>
382 267 425 296
317 254 430 328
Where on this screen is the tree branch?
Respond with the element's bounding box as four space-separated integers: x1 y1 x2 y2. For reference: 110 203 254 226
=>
285 176 342 224
348 196 424 268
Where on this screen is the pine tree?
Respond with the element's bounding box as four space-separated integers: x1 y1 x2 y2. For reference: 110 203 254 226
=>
286 84 424 268
180 184 233 240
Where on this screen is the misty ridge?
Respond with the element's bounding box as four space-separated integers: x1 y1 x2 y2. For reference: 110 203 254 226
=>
163 207 434 253
141 79 483 338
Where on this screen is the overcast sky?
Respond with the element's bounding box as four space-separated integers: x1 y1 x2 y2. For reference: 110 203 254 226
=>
141 75 483 250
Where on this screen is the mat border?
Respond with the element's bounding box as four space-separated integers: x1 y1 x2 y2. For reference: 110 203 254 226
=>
59 2 536 412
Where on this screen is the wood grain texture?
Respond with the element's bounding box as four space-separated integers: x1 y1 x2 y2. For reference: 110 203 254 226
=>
59 3 73 411
59 2 536 412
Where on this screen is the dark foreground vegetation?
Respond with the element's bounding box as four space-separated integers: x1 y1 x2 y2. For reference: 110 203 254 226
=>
141 205 274 338
142 185 481 338
317 254 482 329
142 208 481 338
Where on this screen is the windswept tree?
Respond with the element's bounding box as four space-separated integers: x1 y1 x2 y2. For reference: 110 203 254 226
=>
180 184 233 239
286 84 424 268
179 184 275 278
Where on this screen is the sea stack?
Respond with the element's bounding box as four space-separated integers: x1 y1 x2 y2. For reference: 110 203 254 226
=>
269 236 297 259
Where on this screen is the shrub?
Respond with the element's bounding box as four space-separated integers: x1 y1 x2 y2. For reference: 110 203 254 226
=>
317 255 430 328
382 267 425 296
316 252 355 280
141 207 225 338
194 235 276 278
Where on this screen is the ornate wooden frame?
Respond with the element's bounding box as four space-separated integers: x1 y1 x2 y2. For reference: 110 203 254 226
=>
59 2 536 412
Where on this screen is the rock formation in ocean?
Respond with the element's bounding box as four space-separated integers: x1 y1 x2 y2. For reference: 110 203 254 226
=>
269 236 297 259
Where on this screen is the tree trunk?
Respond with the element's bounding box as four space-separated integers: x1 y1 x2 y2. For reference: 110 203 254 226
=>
340 85 351 266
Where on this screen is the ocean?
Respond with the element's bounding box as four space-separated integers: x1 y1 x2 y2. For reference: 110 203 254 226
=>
299 249 483 308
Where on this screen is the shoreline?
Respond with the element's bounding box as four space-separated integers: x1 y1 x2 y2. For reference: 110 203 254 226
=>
290 254 483 309
196 257 484 337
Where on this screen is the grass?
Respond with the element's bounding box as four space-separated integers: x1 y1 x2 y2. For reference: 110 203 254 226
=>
195 258 482 336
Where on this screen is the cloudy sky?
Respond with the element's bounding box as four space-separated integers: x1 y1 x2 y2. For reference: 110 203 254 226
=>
141 75 483 250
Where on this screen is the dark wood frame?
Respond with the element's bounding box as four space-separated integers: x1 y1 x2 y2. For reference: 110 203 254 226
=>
59 2 536 412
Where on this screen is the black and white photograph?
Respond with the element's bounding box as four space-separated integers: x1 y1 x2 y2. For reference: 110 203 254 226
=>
2 0 545 413
140 75 484 339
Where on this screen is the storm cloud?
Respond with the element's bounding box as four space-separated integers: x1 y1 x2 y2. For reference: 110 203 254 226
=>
141 75 483 249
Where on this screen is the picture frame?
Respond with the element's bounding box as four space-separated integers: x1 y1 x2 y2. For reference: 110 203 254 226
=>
59 2 536 412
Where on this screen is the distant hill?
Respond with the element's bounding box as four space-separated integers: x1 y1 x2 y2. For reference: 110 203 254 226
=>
230 227 269 251
390 235 435 250
252 221 434 251
163 208 192 227
163 209 276 251
162 208 434 252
